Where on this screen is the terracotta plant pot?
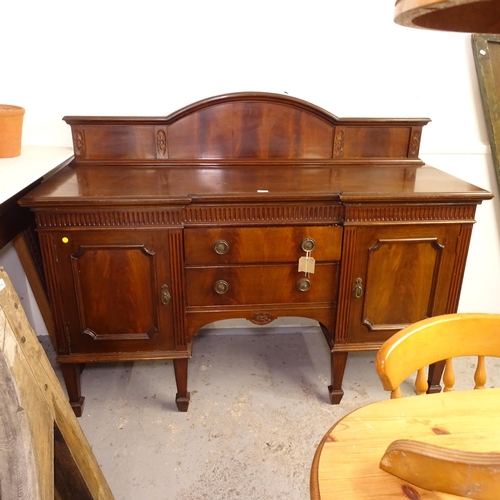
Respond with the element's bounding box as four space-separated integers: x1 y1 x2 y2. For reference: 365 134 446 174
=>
0 105 25 158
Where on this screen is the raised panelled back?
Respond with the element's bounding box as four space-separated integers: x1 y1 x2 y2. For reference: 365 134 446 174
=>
83 126 158 160
342 127 412 159
64 92 429 163
167 102 335 159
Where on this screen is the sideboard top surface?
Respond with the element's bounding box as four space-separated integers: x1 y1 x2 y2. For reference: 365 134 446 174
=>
20 163 492 207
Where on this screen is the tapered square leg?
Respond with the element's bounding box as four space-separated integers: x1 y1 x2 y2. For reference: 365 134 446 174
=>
60 363 85 417
328 351 348 404
427 360 445 394
173 358 190 411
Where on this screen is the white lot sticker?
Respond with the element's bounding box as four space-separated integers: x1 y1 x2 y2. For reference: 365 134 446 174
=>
0 279 5 292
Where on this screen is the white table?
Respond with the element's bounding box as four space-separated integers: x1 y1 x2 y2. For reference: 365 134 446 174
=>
0 145 73 205
0 145 74 344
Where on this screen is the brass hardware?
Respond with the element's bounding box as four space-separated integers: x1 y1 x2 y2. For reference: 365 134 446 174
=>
353 278 363 299
301 238 316 252
214 240 229 255
296 278 311 292
161 284 171 305
214 280 229 294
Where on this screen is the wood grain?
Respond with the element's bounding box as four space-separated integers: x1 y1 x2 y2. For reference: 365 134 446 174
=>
395 0 500 34
376 313 500 394
18 93 492 412
0 267 114 499
311 389 500 499
380 439 500 499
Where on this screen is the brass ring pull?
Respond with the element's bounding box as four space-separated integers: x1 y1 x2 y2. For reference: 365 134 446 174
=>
214 240 229 255
301 238 316 252
161 284 171 305
353 278 363 299
214 280 229 294
296 278 311 292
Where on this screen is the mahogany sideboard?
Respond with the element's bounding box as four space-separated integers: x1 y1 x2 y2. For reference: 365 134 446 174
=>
19 92 492 416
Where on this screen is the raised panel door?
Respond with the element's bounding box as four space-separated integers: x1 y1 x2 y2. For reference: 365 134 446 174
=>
49 230 176 354
345 224 461 344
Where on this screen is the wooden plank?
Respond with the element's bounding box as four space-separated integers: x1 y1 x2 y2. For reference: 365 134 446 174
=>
0 319 49 500
472 34 500 196
13 231 56 345
0 267 114 500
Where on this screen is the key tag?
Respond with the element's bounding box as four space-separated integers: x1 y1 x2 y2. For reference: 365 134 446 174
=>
298 251 315 274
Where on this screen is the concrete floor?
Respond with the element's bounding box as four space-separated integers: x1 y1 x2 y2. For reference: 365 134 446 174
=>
41 326 500 500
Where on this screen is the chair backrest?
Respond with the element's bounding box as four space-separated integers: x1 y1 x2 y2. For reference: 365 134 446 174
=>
375 313 500 398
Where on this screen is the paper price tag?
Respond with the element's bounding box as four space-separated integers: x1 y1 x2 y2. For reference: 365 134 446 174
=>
298 256 315 274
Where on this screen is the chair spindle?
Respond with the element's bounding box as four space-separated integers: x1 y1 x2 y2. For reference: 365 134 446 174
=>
415 367 428 395
443 358 455 392
474 355 487 389
391 386 403 399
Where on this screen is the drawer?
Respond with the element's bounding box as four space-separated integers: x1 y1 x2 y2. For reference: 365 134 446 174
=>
186 263 339 306
184 226 342 265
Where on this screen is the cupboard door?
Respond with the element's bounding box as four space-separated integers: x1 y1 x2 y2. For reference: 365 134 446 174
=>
51 230 176 354
344 224 462 344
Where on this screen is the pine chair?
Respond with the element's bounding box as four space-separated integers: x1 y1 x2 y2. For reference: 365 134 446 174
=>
376 313 500 399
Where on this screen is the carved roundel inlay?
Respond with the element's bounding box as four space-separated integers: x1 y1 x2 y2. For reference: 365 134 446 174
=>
249 312 276 325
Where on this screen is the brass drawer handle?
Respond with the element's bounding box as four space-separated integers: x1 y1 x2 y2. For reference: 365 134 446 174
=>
353 278 363 299
214 240 229 255
214 280 229 294
301 238 316 252
161 284 171 305
296 278 311 292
